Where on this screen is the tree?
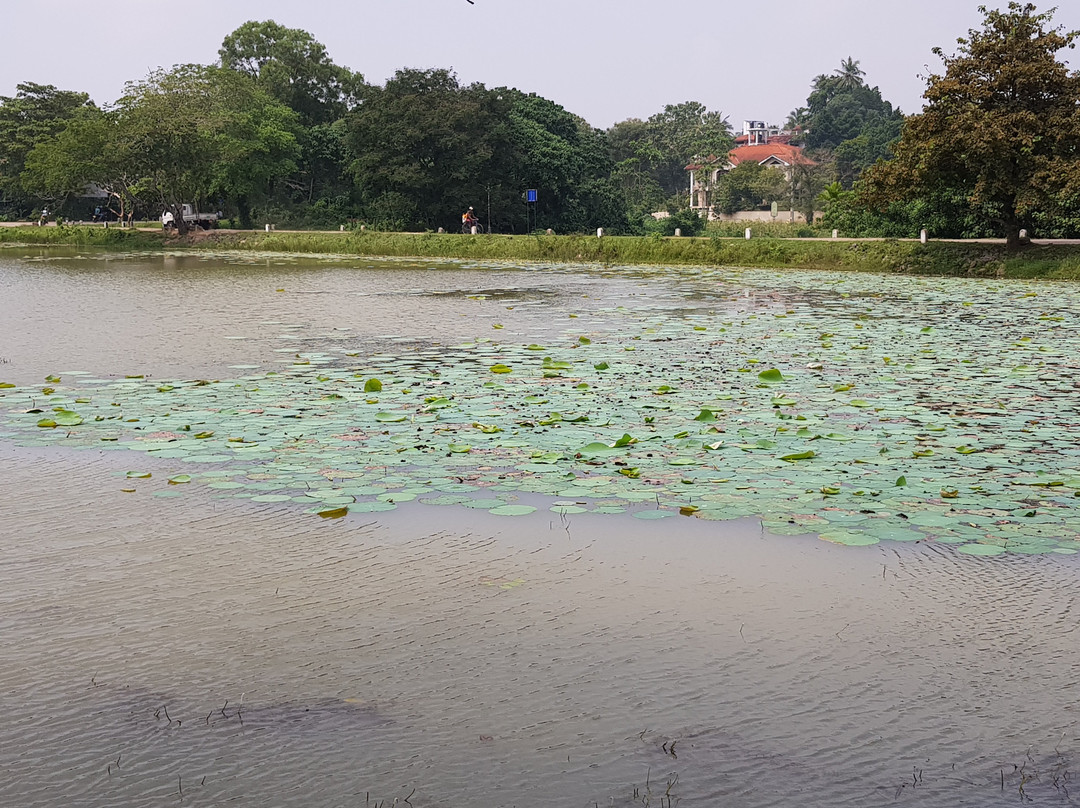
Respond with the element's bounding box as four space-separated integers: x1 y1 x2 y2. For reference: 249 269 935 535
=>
607 102 733 203
219 20 363 126
0 83 94 213
344 69 510 230
219 22 363 225
22 108 142 222
606 118 666 218
344 70 624 233
711 162 788 215
103 65 300 233
859 2 1080 249
785 107 811 131
644 102 733 196
835 57 866 90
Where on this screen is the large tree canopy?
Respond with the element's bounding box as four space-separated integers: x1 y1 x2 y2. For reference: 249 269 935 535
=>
344 69 624 233
859 2 1080 249
219 20 363 126
0 83 94 212
25 65 301 232
797 59 904 184
608 102 733 203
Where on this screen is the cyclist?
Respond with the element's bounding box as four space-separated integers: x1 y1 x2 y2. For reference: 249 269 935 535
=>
462 206 479 231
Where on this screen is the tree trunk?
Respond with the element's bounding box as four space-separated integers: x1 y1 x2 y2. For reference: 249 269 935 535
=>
1003 208 1021 253
170 203 189 236
237 196 253 230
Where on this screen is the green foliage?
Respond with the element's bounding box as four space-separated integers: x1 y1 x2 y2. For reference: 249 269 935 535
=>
0 224 158 246
344 71 625 234
103 65 301 232
660 208 705 236
792 59 904 187
219 20 363 126
22 108 141 220
607 102 733 201
860 2 1080 248
705 220 826 238
0 83 95 214
710 162 788 215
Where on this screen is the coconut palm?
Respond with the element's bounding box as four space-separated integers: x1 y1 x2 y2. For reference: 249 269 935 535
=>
834 57 866 90
785 107 811 130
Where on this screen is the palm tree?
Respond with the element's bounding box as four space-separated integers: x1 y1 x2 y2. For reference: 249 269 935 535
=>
834 57 865 90
785 107 810 131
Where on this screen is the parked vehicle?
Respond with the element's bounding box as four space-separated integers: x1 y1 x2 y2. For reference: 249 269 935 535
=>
162 204 220 230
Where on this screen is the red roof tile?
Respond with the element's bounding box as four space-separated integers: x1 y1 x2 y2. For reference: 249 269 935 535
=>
728 143 813 167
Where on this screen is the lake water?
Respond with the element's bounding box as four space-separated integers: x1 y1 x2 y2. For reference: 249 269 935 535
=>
1 250 1078 807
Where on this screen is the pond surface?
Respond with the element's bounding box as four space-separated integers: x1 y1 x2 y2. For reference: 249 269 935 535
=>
1 250 1078 807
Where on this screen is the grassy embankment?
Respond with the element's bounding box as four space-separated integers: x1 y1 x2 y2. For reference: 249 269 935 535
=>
4 225 1080 278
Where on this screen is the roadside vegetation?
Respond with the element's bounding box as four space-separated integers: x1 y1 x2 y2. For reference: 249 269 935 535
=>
5 224 1080 279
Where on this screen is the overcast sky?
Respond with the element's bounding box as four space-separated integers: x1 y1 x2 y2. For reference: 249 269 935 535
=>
4 1 1080 129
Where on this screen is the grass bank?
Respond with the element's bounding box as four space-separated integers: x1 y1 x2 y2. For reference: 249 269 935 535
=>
0 225 161 248
5 225 1080 278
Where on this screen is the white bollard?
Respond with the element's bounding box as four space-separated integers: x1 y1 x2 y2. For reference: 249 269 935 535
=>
674 228 682 237
1019 229 1028 240
265 224 271 232
832 229 839 239
597 227 604 238
920 229 927 244
745 228 751 240
471 225 478 235
360 225 366 232
438 227 444 234
546 228 554 235
340 225 345 232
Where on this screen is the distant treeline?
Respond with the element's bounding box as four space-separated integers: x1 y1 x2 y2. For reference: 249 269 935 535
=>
3 5 1080 246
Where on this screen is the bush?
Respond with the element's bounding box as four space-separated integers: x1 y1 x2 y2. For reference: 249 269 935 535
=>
661 208 706 237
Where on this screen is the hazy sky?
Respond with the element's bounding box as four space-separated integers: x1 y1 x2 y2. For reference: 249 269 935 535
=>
4 1 1080 129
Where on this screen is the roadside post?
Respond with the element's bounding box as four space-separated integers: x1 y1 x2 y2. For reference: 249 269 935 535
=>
525 189 538 232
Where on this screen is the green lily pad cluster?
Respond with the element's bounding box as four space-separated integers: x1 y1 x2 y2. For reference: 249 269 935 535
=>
2 264 1079 555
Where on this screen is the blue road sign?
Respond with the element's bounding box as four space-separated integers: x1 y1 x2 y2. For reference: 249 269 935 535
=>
526 189 538 203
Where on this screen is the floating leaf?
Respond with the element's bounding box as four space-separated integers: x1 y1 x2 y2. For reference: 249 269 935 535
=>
489 504 537 516
757 368 784 382
168 475 192 485
126 471 152 479
53 410 83 426
490 364 513 374
781 450 816 462
375 412 408 422
317 507 349 519
957 543 1006 557
364 378 383 393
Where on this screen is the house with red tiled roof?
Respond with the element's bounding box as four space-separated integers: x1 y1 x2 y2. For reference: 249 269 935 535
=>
686 122 813 217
